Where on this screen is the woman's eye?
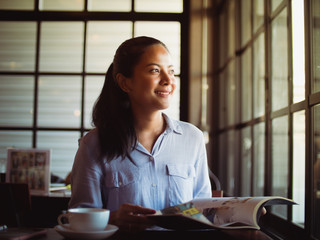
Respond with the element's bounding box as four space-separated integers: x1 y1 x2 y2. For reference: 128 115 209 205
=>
150 68 160 73
169 69 175 75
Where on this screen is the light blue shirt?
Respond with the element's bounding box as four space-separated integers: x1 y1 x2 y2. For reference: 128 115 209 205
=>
69 114 212 211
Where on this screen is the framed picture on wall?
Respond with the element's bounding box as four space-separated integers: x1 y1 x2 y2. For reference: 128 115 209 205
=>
6 148 51 196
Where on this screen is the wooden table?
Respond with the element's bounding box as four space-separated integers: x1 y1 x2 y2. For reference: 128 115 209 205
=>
9 227 273 240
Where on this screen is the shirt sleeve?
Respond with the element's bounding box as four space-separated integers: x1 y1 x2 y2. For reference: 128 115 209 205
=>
68 134 105 209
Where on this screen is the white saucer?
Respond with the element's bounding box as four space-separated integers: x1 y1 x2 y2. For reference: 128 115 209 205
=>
54 224 119 239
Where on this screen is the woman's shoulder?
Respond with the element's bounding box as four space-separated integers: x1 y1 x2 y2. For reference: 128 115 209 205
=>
166 115 203 137
79 128 99 147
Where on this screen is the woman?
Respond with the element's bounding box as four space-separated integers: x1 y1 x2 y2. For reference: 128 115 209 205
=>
69 36 212 231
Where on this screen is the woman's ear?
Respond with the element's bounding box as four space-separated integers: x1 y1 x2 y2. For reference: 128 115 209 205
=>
116 73 131 93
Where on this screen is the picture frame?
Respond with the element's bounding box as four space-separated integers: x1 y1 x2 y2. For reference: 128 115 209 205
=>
6 148 51 196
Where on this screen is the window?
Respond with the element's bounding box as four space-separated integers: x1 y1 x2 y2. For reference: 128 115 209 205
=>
211 0 320 239
0 0 186 180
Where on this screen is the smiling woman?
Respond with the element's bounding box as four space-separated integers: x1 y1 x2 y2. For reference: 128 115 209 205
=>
68 36 212 232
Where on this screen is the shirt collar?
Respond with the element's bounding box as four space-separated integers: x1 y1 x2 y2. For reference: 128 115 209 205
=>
162 113 183 135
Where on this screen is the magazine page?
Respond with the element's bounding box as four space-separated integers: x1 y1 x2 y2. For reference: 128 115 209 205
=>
149 196 296 230
191 196 297 229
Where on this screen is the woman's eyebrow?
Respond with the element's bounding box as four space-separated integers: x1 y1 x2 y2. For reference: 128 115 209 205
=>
145 63 174 68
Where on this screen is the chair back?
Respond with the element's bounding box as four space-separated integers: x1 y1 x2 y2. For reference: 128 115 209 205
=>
0 183 31 227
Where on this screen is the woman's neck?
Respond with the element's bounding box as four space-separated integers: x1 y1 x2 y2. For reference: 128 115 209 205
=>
133 110 166 153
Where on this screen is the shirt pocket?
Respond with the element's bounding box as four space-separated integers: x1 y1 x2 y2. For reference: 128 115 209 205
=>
167 164 195 205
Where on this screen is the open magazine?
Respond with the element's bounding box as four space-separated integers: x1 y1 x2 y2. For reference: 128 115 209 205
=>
148 196 297 230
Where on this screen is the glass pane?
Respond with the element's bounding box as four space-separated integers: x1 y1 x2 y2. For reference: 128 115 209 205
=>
134 21 181 75
227 61 236 125
292 0 305 103
39 22 84 73
135 0 183 13
37 131 79 180
86 21 132 73
163 77 180 120
0 0 34 10
39 0 84 11
219 71 226 129
88 0 131 11
0 76 34 127
241 47 252 122
218 132 227 188
0 131 32 175
272 0 282 12
253 0 264 33
241 0 252 46
227 0 235 58
271 115 288 219
219 9 227 68
271 8 288 111
292 110 305 227
253 122 265 196
38 76 81 128
253 33 265 118
314 104 320 238
227 130 236 195
84 76 105 129
0 22 36 71
241 126 252 196
313 0 320 93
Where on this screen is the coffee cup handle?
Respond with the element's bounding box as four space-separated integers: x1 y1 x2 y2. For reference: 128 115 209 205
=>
57 213 70 229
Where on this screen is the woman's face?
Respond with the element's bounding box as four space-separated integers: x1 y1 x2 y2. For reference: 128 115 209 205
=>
120 44 176 114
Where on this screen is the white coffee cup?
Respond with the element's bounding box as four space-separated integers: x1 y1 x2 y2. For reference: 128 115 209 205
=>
57 208 110 232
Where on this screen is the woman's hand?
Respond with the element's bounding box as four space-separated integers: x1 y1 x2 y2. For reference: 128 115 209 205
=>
109 203 156 232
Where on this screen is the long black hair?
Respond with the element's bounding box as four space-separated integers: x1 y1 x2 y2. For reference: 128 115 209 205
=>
92 36 168 161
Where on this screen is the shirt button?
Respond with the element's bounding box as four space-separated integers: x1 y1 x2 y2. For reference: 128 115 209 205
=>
119 181 122 186
149 156 154 161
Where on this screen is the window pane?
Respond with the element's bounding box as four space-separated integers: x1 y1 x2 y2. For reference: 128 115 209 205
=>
134 21 181 75
271 8 288 111
292 0 305 102
0 76 34 127
271 115 288 219
84 76 104 129
218 132 227 187
292 110 305 227
87 0 131 11
253 122 265 196
313 0 320 93
0 0 34 10
219 71 226 129
37 131 79 180
271 0 282 12
86 21 132 73
241 126 252 196
0 131 32 174
253 33 265 118
227 61 236 125
219 9 227 68
227 0 235 58
241 47 252 122
253 0 264 33
135 0 183 13
38 76 81 128
241 0 251 46
39 22 84 73
313 104 320 238
39 0 84 11
0 22 36 71
227 130 237 195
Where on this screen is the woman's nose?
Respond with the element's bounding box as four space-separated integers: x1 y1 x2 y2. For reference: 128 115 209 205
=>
160 72 173 85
